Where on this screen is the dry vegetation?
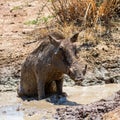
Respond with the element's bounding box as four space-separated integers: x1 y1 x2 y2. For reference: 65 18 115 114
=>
51 0 119 25
49 0 120 39
29 0 119 43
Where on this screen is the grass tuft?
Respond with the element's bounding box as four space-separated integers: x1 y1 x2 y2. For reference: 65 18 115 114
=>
51 0 119 27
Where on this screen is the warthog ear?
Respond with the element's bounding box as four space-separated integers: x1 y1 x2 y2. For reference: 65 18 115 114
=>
70 32 79 43
49 35 61 47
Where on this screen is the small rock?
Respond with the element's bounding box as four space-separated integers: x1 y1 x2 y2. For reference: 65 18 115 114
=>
13 14 17 17
91 50 99 57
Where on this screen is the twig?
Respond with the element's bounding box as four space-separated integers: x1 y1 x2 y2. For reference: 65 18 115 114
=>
23 40 39 47
83 3 91 26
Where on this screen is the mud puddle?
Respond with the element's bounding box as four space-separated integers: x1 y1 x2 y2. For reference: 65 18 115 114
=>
0 84 120 120
0 105 23 120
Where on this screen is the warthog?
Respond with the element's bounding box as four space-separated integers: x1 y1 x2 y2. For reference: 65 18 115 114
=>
17 32 87 100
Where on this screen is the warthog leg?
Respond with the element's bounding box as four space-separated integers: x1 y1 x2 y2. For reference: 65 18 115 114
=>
55 79 63 94
37 78 45 100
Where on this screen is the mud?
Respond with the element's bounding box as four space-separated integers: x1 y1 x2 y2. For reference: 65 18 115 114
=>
0 84 120 120
103 106 120 120
55 90 120 120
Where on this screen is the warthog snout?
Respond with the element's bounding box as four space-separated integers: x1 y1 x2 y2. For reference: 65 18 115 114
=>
69 64 87 81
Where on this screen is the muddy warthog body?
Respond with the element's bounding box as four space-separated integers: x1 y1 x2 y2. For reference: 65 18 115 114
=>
17 32 87 100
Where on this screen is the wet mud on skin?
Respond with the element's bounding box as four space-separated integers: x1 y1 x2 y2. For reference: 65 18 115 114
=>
0 84 120 120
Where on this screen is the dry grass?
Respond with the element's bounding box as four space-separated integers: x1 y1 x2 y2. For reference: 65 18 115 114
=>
51 0 119 27
48 0 119 43
51 0 96 26
33 0 119 44
54 23 79 37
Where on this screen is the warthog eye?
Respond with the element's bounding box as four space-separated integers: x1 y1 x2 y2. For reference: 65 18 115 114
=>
59 48 71 66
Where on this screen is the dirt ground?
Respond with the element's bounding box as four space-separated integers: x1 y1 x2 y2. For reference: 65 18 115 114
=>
0 0 51 92
0 0 120 91
0 0 120 120
0 0 120 90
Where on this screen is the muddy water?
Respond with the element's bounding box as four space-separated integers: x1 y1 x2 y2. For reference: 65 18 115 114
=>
64 84 120 104
0 84 120 120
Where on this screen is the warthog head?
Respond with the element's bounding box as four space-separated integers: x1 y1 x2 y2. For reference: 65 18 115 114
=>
49 32 87 81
